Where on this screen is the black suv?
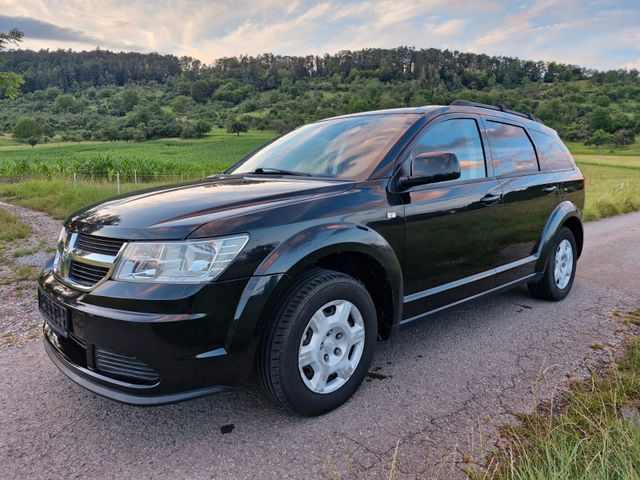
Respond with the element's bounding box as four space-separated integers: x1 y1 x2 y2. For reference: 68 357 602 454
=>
39 100 585 415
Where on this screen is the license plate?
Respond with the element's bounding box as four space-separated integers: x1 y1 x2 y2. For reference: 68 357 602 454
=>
38 288 69 337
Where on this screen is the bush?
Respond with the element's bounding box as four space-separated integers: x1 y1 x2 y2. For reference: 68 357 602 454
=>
181 119 211 139
12 118 42 143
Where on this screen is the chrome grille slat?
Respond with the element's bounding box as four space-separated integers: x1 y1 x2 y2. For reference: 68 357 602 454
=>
68 261 110 286
76 234 125 256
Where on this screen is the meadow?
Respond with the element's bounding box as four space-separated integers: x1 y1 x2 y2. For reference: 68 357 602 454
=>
0 133 638 221
0 130 275 179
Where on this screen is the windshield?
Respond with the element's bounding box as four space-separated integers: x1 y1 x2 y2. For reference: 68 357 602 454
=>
228 114 416 180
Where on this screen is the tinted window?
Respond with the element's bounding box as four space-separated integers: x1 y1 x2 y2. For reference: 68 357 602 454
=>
410 118 486 181
229 114 416 180
486 121 538 177
530 130 574 171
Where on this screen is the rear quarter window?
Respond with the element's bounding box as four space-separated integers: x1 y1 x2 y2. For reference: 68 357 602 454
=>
485 120 539 177
530 130 575 171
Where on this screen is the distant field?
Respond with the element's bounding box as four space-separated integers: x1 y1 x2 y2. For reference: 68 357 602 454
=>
573 154 640 169
0 130 276 179
570 154 639 221
565 140 640 156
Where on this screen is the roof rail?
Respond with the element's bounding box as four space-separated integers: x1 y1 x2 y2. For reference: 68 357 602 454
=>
450 99 541 123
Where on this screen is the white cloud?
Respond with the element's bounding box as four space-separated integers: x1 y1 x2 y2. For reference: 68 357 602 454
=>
0 0 637 70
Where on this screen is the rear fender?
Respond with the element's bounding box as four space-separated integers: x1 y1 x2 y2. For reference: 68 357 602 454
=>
535 200 583 272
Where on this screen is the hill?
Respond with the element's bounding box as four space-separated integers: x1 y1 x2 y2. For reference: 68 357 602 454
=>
0 46 638 146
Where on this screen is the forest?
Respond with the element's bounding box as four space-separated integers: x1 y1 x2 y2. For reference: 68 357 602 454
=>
1 46 639 147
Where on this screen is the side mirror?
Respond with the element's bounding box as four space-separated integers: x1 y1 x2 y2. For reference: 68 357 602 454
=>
399 152 461 188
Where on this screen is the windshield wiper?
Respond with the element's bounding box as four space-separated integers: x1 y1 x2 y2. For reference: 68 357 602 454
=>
252 167 312 177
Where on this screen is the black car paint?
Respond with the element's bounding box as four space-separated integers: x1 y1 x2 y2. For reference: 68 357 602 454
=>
39 105 585 405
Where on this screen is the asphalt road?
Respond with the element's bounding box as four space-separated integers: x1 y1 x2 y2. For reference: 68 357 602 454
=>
1 212 639 479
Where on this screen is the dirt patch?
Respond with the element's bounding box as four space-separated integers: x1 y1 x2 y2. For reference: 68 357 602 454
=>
0 200 61 348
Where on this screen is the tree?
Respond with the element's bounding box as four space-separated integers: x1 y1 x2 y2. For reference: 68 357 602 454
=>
12 118 43 143
227 120 248 136
590 107 613 133
181 120 211 139
27 137 38 147
0 29 24 98
586 129 612 149
613 129 635 147
53 94 81 113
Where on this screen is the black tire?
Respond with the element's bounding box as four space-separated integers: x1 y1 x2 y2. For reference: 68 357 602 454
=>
257 268 377 416
528 227 577 301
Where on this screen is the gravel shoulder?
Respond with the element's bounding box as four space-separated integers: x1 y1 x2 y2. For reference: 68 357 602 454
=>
0 200 60 348
0 209 638 479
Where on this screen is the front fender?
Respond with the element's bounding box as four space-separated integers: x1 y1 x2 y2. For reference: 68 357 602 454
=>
225 223 403 352
534 200 583 272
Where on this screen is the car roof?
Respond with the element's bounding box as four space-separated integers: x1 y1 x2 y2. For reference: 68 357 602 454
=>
322 105 558 136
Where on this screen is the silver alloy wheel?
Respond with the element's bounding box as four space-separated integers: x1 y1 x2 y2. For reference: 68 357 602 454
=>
298 299 366 394
554 239 573 289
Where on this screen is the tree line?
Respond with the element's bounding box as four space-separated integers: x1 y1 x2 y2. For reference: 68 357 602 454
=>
1 45 639 147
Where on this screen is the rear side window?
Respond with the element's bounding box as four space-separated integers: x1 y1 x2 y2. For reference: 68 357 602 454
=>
530 130 574 171
410 118 486 181
486 121 539 177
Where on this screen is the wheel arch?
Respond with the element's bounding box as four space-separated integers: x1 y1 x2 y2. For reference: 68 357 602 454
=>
225 223 403 354
535 200 584 272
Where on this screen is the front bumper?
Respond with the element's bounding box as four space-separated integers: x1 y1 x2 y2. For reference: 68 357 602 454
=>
39 269 258 405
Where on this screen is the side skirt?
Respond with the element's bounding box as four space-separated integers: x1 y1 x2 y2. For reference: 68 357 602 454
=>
397 272 542 329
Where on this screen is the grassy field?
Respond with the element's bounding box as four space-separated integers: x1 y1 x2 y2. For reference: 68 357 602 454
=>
472 308 640 480
0 134 639 221
574 156 640 221
565 140 640 156
0 130 276 178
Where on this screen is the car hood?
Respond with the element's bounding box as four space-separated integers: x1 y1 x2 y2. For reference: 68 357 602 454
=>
67 175 355 239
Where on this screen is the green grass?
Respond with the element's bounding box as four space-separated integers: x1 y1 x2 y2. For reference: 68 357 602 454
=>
574 154 640 170
0 179 171 219
472 308 640 480
576 161 640 221
0 206 31 240
566 140 640 156
0 129 276 178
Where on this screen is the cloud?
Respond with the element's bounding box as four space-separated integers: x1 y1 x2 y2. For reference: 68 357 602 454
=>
0 0 638 70
0 14 100 43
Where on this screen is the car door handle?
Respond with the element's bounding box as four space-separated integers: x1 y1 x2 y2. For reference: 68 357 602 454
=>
480 193 501 205
542 186 558 193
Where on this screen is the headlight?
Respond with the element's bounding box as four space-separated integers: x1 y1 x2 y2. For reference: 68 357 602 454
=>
113 235 249 283
52 227 67 274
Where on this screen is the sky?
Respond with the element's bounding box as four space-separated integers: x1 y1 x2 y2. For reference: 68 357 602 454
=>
1 0 639 71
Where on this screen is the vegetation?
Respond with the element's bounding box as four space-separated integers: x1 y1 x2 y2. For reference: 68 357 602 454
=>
472 308 640 480
0 129 274 178
0 205 31 240
577 161 640 221
0 178 170 219
0 46 638 147
0 29 23 98
12 118 42 146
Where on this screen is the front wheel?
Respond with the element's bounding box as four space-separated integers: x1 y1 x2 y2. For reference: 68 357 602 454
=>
528 227 577 301
258 269 377 415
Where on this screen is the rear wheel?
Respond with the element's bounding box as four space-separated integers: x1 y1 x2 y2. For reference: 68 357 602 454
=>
528 227 577 301
258 269 376 415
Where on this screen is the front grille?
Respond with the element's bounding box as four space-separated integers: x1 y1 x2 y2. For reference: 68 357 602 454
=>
76 234 125 256
68 260 110 287
95 346 160 385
